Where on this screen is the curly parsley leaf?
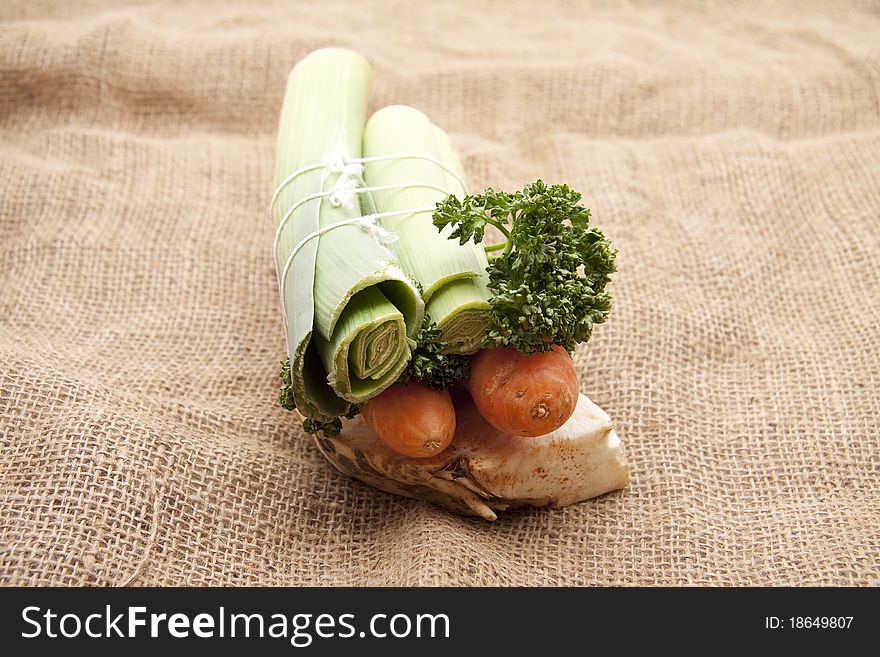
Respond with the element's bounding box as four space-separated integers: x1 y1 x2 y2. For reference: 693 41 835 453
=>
278 358 296 411
397 317 470 390
302 417 342 437
433 180 616 354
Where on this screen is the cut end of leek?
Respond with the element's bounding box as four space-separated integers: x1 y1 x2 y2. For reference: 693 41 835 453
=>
350 318 402 380
425 277 492 355
436 307 490 355
314 283 412 404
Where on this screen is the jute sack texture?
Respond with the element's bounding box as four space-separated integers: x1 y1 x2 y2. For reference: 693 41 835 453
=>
1 0 877 585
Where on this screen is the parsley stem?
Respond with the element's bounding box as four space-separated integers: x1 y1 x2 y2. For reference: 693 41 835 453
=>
483 240 507 253
486 218 513 255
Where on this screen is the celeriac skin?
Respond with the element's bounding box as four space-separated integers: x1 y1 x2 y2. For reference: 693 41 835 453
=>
326 388 628 520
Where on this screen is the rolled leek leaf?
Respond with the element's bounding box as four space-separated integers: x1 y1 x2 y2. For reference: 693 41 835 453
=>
272 49 422 420
422 276 492 354
362 106 491 354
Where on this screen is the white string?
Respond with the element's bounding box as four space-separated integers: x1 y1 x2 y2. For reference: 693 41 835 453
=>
267 160 331 215
277 206 436 317
269 152 466 214
271 181 453 259
354 153 467 193
272 167 330 319
270 152 467 321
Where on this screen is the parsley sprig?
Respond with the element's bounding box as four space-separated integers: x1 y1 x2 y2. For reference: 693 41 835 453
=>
397 318 470 390
278 358 297 412
433 180 616 354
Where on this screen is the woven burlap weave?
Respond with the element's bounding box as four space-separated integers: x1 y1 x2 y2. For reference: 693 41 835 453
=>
1 0 878 586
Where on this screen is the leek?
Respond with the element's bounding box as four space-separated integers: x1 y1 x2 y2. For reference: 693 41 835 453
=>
362 106 491 354
272 49 422 420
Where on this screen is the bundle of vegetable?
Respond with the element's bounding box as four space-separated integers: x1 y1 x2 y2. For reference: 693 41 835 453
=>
272 48 628 519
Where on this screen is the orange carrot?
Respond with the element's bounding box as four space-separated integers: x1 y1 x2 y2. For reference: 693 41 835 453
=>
361 382 456 458
468 345 579 437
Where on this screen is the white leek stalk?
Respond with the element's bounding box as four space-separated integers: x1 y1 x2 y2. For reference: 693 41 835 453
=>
272 49 422 420
363 106 491 354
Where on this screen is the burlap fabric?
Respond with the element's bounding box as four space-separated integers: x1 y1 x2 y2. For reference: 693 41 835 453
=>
1 0 878 586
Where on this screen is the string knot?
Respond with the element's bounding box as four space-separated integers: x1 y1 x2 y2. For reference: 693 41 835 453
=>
342 161 364 178
322 155 347 174
328 161 364 208
358 215 398 245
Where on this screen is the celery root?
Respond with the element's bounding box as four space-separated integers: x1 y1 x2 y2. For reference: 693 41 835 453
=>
314 389 629 521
